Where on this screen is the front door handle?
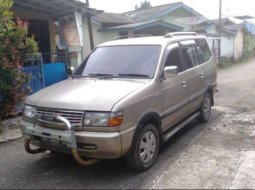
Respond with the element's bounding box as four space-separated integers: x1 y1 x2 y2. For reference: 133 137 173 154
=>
155 92 162 97
182 81 187 88
200 72 204 78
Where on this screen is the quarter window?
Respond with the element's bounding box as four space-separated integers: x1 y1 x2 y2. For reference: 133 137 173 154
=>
195 39 212 64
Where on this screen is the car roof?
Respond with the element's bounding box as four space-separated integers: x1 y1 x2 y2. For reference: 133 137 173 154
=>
98 35 206 47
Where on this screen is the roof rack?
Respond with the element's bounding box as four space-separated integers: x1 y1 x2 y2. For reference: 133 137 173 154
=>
164 32 198 38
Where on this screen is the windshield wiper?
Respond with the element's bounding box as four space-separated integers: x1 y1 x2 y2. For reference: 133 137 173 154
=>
72 75 90 79
118 73 150 78
72 74 115 79
73 73 149 79
88 73 117 79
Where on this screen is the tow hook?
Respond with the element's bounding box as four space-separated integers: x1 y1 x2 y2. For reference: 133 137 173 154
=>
24 138 46 154
25 115 100 166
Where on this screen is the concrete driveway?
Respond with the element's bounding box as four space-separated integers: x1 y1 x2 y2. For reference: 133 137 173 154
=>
1 59 255 189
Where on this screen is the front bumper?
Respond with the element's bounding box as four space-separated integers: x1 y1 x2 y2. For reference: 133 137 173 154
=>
20 120 122 159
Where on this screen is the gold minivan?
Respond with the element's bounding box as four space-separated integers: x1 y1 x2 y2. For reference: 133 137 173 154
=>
20 32 217 171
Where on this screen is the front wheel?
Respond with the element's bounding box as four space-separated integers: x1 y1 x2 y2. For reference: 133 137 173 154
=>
198 92 212 123
125 124 159 171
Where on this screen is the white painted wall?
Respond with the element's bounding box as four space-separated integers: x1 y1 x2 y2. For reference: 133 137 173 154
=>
82 20 118 58
63 19 118 68
206 27 235 59
234 30 244 60
220 36 235 58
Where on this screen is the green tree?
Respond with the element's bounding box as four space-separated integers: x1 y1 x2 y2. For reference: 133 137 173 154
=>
135 0 152 10
0 0 38 119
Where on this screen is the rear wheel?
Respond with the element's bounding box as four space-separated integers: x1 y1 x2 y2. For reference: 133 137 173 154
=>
198 92 212 123
125 123 159 171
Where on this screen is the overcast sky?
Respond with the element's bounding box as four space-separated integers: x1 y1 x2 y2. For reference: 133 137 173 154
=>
89 0 255 19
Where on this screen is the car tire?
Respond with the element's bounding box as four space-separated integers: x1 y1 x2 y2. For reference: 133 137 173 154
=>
198 92 212 123
125 123 159 171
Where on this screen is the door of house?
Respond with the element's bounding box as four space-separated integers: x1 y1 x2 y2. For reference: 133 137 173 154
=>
28 20 51 61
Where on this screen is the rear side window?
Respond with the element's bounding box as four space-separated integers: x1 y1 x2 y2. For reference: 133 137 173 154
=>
195 39 212 64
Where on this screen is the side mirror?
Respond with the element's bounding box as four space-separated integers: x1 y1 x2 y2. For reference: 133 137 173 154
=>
163 66 178 79
67 66 74 76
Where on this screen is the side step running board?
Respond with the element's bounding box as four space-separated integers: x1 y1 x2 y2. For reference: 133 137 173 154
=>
163 112 200 143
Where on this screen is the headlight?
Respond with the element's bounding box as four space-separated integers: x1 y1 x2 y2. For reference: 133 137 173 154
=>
23 105 36 118
84 111 123 127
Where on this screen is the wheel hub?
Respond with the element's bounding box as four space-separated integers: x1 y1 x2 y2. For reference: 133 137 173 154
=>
203 96 211 119
139 131 156 163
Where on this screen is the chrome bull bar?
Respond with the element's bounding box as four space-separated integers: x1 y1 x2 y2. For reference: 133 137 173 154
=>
25 114 77 149
24 114 100 166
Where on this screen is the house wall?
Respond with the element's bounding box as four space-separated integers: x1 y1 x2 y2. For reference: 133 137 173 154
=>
82 20 118 58
206 27 235 59
234 30 244 60
220 36 235 59
12 7 56 53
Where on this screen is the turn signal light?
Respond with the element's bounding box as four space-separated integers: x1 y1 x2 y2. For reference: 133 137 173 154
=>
108 115 123 127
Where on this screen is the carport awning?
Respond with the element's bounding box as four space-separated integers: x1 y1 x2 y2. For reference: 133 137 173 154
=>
13 0 97 19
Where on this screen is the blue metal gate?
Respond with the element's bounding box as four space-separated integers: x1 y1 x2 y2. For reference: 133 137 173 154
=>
23 53 68 94
23 55 45 94
43 62 67 87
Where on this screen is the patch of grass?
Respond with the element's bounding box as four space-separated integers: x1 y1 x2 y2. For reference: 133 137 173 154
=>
217 55 254 70
0 120 3 134
217 58 232 69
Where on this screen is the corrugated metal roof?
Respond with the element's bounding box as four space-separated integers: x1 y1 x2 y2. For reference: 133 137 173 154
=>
92 12 134 25
93 2 208 26
212 18 245 34
235 15 255 20
12 0 94 19
123 2 206 22
224 23 245 33
123 2 182 22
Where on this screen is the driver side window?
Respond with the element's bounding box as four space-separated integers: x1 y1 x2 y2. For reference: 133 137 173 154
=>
164 43 182 73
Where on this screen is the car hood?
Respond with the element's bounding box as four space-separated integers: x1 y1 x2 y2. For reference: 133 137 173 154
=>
26 78 148 111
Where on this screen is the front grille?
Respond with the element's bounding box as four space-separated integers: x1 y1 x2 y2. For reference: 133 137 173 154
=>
36 107 84 126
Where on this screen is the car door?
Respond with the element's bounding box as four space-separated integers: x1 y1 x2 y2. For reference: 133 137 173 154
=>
194 38 215 91
160 43 191 132
179 40 205 112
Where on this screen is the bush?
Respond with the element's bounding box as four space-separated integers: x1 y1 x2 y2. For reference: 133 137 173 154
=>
217 57 232 69
0 0 38 120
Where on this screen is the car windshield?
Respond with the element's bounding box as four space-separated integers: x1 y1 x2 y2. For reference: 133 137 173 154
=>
74 45 161 79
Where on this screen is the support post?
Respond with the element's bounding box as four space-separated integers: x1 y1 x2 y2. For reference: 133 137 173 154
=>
218 0 222 63
86 0 94 50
